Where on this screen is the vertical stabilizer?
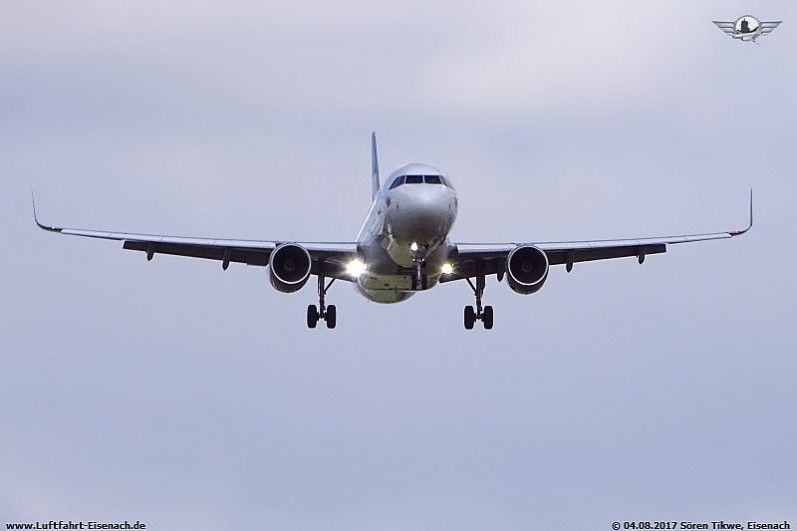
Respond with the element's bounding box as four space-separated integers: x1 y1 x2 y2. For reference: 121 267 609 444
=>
371 132 380 199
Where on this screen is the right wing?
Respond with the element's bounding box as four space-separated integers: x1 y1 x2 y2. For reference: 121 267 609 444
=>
760 21 783 35
32 194 359 279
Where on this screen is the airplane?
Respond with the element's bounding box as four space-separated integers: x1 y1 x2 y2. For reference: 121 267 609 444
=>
33 133 753 330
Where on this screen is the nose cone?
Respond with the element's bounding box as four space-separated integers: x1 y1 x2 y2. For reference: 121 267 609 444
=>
387 186 457 247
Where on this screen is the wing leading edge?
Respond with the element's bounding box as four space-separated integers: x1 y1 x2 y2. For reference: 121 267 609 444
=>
445 191 753 282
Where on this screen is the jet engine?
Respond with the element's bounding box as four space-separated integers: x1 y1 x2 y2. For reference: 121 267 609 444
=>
269 243 312 293
506 245 549 295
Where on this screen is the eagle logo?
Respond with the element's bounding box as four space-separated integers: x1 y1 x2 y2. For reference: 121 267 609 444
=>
713 15 782 44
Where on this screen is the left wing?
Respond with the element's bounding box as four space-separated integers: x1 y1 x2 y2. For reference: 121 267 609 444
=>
444 191 753 282
712 21 736 36
32 194 359 279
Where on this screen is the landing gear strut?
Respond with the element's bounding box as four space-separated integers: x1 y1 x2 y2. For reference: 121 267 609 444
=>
464 274 493 330
307 269 337 329
410 259 428 290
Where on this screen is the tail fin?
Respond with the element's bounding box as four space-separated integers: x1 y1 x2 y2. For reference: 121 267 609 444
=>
371 132 380 199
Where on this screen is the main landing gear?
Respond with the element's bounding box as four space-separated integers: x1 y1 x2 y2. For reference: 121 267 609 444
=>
307 271 337 329
464 274 493 330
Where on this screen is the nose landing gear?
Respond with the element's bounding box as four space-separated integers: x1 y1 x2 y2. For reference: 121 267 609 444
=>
464 274 493 330
410 259 428 290
307 269 337 329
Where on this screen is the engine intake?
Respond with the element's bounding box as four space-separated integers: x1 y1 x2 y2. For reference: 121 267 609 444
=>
506 245 549 295
269 243 312 293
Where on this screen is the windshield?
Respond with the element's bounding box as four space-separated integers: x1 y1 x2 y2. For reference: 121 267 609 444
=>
388 174 450 189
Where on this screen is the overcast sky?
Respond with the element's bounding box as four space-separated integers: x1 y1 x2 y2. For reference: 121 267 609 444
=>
2 1 796 529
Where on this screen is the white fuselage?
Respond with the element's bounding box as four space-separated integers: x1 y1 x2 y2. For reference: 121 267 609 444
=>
354 163 458 303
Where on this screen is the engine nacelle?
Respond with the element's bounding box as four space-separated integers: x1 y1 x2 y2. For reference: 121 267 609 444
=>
269 243 312 293
506 245 549 295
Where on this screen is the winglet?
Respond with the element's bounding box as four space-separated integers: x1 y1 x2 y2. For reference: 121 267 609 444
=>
31 191 61 232
729 188 753 237
371 132 380 200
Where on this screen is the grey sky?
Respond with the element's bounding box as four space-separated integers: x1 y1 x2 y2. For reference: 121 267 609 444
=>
2 1 796 529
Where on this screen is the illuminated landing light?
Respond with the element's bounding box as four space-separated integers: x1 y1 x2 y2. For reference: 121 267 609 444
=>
441 263 454 276
410 242 418 252
345 259 367 278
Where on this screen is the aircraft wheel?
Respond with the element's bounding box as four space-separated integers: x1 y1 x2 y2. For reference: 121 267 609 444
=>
483 306 494 330
326 305 337 329
307 305 319 329
421 274 428 290
464 306 475 330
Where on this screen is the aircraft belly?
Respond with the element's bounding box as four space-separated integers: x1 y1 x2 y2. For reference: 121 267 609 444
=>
354 278 416 303
359 273 440 291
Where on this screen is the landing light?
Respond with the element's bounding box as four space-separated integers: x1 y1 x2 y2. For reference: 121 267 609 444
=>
346 259 367 278
410 242 418 252
441 263 454 275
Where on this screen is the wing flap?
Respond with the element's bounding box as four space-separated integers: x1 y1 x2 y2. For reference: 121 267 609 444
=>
545 243 666 265
441 243 667 283
122 241 270 266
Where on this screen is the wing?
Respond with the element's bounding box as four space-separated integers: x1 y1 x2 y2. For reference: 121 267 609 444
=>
443 191 753 282
32 194 359 280
712 21 736 36
760 21 782 35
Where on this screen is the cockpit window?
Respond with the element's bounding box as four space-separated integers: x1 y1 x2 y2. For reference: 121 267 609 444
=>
389 176 405 190
388 174 451 190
